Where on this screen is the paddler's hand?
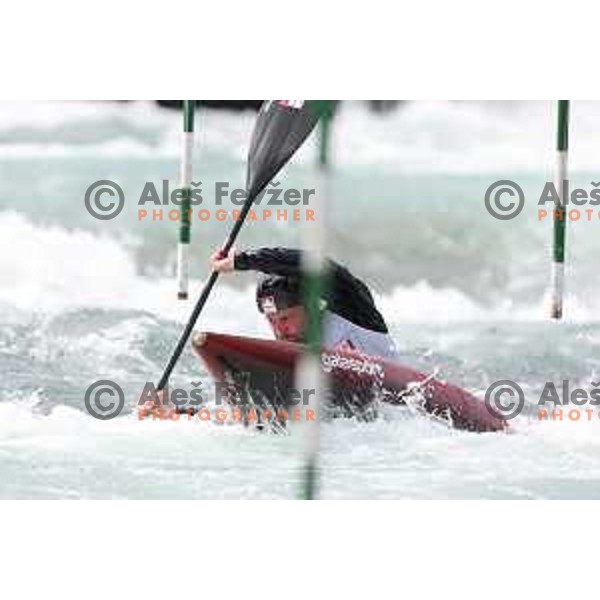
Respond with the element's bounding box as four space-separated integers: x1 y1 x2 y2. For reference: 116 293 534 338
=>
135 387 167 419
210 248 236 273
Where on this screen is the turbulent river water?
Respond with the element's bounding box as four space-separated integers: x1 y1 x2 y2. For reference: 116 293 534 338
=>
1 100 600 498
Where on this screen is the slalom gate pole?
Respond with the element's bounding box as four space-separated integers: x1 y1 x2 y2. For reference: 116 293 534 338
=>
318 101 336 167
298 101 335 499
549 100 569 319
177 100 195 300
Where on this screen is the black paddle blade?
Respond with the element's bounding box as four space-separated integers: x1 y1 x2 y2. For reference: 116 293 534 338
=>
246 100 329 200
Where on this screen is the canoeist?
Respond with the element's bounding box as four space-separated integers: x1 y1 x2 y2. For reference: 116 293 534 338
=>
210 247 397 359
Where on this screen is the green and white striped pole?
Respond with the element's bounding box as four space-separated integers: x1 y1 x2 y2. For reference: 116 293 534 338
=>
318 101 336 167
298 101 334 500
177 100 195 300
297 176 326 500
549 100 569 319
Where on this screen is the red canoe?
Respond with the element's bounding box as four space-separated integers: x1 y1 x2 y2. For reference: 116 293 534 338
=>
192 332 507 433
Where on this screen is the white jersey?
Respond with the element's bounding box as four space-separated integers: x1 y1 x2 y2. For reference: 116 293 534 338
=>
323 311 397 360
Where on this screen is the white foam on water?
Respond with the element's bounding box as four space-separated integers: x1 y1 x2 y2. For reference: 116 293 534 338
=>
378 279 600 324
2 100 600 173
301 100 600 173
2 211 599 326
0 100 254 161
0 211 268 335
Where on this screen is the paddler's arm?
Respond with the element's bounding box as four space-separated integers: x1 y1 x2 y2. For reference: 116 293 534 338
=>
209 247 300 275
234 247 302 276
211 247 388 334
